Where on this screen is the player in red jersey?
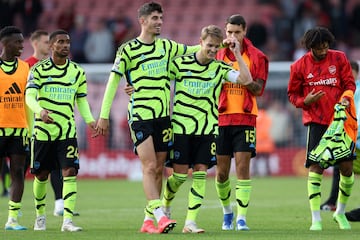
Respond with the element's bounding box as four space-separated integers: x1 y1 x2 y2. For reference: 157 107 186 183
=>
214 14 268 231
288 27 357 231
24 30 49 67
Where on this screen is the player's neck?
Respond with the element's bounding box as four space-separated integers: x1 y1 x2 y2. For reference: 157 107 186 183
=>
137 32 156 44
33 51 47 61
52 56 67 65
0 52 16 62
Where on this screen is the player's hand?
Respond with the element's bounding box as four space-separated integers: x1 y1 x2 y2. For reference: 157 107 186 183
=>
124 84 134 96
40 109 54 124
340 97 350 107
95 118 109 136
88 121 98 138
304 89 325 105
223 37 240 53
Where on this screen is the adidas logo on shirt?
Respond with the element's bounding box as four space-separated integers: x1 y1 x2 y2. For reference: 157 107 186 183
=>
307 73 314 79
5 82 21 94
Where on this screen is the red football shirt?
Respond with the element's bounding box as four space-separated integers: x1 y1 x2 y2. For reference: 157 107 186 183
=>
288 49 355 126
24 56 39 67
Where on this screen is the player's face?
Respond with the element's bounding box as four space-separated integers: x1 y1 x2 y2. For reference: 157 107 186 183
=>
142 11 163 36
311 42 329 61
6 34 24 57
37 35 50 56
200 35 222 61
225 23 246 44
51 34 70 58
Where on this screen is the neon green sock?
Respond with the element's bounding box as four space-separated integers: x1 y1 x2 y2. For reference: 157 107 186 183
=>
338 172 354 205
163 173 187 207
215 178 231 208
235 179 252 217
63 176 77 220
8 200 21 220
308 172 322 211
144 205 155 220
33 177 48 216
185 171 207 222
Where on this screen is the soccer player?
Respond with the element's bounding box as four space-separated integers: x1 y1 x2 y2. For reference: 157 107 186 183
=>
25 29 79 217
96 2 199 234
213 14 268 231
288 27 356 231
162 25 252 233
0 26 30 230
25 29 96 232
25 30 49 66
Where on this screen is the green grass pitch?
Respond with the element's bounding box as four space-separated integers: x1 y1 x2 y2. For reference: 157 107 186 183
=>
1 176 360 239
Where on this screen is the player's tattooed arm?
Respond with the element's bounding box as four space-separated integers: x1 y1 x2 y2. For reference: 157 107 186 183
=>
245 78 264 96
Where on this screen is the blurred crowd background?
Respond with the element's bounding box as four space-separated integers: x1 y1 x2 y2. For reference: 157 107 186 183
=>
2 0 360 62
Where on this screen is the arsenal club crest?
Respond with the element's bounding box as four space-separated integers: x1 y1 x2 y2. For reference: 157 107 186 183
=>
328 65 336 75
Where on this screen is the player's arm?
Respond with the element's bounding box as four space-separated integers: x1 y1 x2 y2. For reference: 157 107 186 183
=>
25 88 53 123
96 72 121 136
76 96 96 136
245 78 264 96
224 37 252 86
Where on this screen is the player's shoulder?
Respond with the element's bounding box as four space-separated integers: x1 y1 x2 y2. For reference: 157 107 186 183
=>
69 59 84 70
31 58 52 70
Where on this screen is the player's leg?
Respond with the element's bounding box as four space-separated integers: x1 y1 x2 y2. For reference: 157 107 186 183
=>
183 136 215 234
182 168 207 234
51 169 64 216
215 127 234 230
320 166 339 211
333 160 354 230
1 157 10 197
162 134 189 218
60 139 82 232
234 151 252 231
307 124 327 231
137 137 175 233
5 153 27 230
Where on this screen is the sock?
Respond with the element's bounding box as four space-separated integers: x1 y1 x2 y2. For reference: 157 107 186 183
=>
163 173 187 207
185 171 207 222
55 199 64 211
235 179 252 220
8 200 21 220
63 176 77 220
33 177 48 216
336 172 354 214
147 199 164 222
308 171 322 222
144 205 155 221
215 178 232 214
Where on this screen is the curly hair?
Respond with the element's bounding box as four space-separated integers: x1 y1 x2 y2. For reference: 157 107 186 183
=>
301 27 335 50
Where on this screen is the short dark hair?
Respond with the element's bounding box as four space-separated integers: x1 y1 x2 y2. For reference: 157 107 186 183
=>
30 29 48 42
138 1 162 18
301 27 335 50
350 60 359 73
0 26 22 41
226 14 246 28
49 29 68 42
